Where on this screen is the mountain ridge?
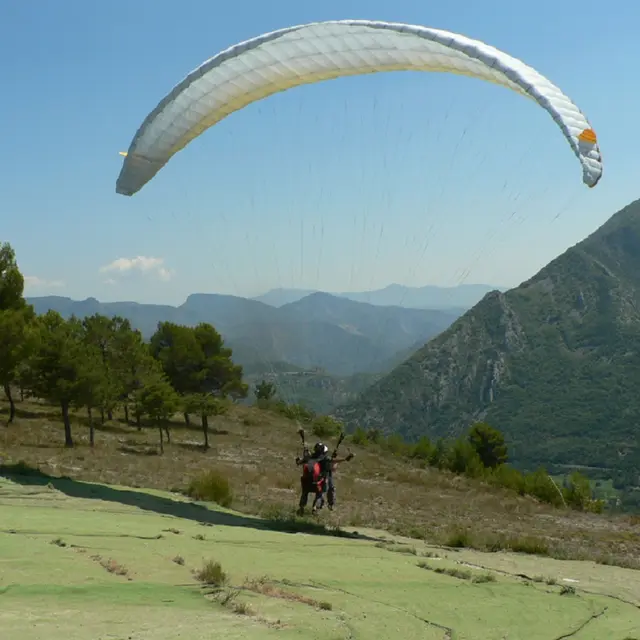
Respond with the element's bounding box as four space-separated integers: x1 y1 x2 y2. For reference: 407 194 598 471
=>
26 290 462 377
335 198 640 477
252 282 501 309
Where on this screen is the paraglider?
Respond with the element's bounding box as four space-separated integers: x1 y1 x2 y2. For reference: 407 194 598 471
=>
295 427 354 516
115 19 603 196
115 19 603 516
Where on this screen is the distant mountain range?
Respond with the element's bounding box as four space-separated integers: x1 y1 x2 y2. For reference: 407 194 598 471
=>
252 283 501 310
26 290 468 377
336 198 640 485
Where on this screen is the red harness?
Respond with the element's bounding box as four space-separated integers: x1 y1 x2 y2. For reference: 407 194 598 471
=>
301 459 325 492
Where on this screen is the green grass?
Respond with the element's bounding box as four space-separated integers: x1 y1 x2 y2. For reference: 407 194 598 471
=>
2 476 640 640
3 395 640 572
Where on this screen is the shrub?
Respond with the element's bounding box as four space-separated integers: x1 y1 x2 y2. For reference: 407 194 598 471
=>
311 415 342 438
254 380 276 401
586 499 605 514
195 560 228 588
410 436 433 461
445 527 473 548
445 438 483 476
350 426 369 446
463 452 486 479
384 433 408 456
273 401 315 423
489 464 526 495
524 468 564 507
429 439 448 468
187 470 233 507
506 535 549 555
563 471 598 511
472 573 497 584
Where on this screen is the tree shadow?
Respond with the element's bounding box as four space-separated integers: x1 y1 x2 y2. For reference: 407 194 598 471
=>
24 443 63 450
12 407 62 421
95 423 134 435
117 445 159 457
175 442 210 453
0 463 377 542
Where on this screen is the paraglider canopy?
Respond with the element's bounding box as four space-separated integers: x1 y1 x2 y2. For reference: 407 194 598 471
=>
116 19 602 196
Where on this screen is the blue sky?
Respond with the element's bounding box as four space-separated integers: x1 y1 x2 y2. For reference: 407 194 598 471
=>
1 0 638 305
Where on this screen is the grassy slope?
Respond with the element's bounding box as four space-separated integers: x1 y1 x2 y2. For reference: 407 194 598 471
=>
1 399 640 637
1 398 640 563
1 477 639 639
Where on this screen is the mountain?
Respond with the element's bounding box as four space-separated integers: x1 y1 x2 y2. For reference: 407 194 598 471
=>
280 292 459 357
251 288 320 307
252 283 499 310
26 291 460 377
335 198 640 477
338 283 501 309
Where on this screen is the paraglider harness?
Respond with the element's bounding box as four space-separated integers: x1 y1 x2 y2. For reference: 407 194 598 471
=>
295 427 353 515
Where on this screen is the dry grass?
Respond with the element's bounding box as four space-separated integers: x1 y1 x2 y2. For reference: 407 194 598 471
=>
375 541 418 555
417 561 497 584
244 576 332 610
92 555 129 577
1 398 640 567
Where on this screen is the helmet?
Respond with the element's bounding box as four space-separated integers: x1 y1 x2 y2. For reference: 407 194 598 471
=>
313 442 328 457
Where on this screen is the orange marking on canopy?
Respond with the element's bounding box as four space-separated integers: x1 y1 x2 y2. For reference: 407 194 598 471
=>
578 128 597 144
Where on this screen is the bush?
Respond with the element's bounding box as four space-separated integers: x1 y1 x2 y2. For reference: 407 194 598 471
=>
254 380 276 401
350 426 368 446
187 470 233 507
311 415 342 439
429 439 448 468
563 471 604 512
586 499 605 514
409 436 433 461
273 401 315 423
445 527 473 548
384 433 408 456
463 454 486 479
444 438 483 477
488 464 526 495
524 468 564 507
195 560 228 588
507 535 549 555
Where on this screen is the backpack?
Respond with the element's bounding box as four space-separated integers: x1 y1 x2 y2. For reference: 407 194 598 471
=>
301 457 326 492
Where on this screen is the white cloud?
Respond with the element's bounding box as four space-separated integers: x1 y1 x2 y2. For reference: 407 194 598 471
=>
23 275 64 289
99 256 173 282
